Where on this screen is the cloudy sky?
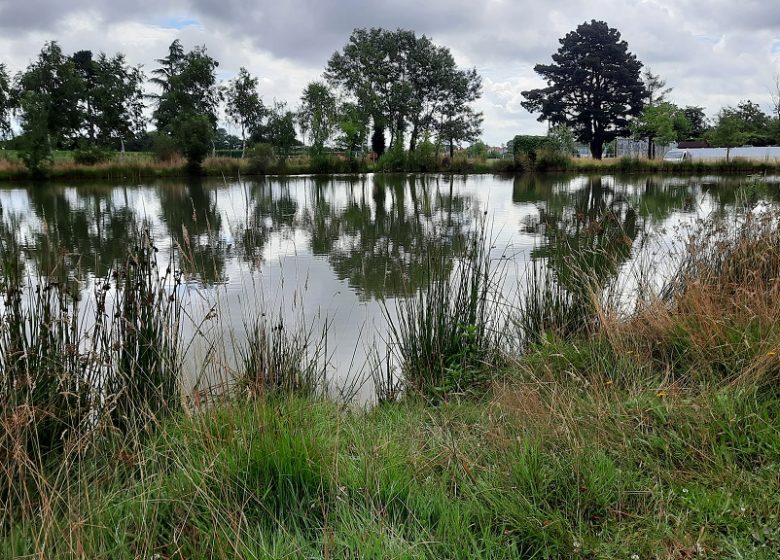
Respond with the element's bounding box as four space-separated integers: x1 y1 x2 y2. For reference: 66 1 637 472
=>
1 0 779 145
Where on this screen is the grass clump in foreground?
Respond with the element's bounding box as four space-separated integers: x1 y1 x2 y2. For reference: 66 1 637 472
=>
3 210 780 558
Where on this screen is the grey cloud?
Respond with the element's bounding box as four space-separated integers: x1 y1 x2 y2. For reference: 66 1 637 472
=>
1 0 779 143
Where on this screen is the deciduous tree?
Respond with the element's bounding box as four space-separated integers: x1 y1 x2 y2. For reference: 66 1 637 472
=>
225 67 265 156
298 81 337 155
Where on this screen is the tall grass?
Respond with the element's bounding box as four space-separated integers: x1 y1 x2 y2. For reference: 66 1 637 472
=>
239 311 330 398
0 229 182 527
384 224 506 399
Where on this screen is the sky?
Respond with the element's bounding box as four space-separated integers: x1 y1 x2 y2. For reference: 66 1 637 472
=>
1 0 779 146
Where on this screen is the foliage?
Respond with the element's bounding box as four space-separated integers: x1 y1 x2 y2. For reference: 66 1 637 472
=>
15 42 84 172
151 132 179 162
176 114 214 170
73 50 146 149
265 101 299 161
466 140 488 160
225 67 265 154
336 101 369 158
298 81 337 155
371 123 386 156
326 28 482 154
150 40 221 167
246 142 277 174
682 106 709 139
709 100 772 147
631 101 690 157
511 135 554 161
547 124 577 156
73 144 113 165
0 63 11 139
522 20 646 159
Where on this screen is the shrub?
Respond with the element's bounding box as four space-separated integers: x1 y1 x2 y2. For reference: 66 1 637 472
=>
376 144 407 172
151 133 179 162
246 143 277 174
73 145 113 165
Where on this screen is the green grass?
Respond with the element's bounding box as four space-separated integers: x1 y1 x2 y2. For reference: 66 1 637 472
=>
3 382 779 559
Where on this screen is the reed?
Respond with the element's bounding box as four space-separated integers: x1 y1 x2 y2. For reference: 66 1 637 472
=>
384 223 506 399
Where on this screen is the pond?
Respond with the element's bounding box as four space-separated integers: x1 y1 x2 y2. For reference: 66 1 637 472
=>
1 173 778 400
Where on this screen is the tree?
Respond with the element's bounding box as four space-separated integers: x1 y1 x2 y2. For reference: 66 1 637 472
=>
770 74 780 120
521 20 646 159
336 101 369 159
325 28 482 154
371 125 386 157
548 124 577 156
631 102 690 157
91 53 145 150
151 40 221 167
704 100 771 150
642 68 671 105
436 68 483 158
265 101 299 162
326 28 412 150
298 81 337 155
225 67 265 156
705 112 746 160
682 106 708 139
16 41 85 172
0 63 11 139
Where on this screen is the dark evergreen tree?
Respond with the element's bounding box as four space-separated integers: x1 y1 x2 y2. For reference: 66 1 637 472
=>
521 20 646 159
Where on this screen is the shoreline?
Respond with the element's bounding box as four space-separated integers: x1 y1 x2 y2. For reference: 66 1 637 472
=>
3 155 780 182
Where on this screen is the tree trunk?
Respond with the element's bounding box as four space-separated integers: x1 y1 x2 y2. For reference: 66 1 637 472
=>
589 139 604 160
449 140 454 159
409 122 419 152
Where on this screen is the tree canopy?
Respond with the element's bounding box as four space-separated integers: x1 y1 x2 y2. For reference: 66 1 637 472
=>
325 28 482 154
0 63 11 139
151 40 221 167
225 67 265 154
521 20 647 159
298 81 337 155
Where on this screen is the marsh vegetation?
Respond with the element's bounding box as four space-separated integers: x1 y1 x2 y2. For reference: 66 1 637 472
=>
1 173 780 558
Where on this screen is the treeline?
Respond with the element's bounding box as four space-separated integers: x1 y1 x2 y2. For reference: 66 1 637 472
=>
0 28 483 176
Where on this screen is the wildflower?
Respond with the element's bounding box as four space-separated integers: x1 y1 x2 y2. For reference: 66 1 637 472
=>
631 554 640 560
682 488 689 494
606 380 613 386
768 351 777 357
656 390 668 397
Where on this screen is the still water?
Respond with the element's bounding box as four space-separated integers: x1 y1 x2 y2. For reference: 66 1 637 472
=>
1 173 778 399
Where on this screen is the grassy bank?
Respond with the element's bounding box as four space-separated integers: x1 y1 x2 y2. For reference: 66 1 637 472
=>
5 384 778 559
3 151 780 181
2 205 780 557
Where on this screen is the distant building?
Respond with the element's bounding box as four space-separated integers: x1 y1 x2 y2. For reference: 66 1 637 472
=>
677 141 709 149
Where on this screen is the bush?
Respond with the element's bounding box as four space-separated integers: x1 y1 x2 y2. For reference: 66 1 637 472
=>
407 139 437 172
448 153 473 173
246 143 277 174
376 146 407 172
151 133 179 162
175 115 214 170
73 145 113 166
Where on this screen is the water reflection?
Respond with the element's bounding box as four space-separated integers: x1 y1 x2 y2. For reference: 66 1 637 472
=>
2 173 778 390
